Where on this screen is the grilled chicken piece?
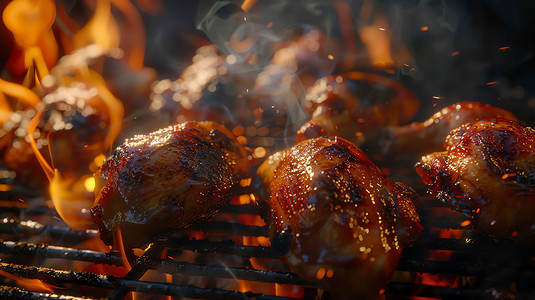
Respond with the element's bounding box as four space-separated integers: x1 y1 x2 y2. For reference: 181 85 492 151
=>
257 137 422 299
1 82 111 189
380 101 518 157
91 121 249 249
416 119 535 244
150 45 256 126
297 72 420 147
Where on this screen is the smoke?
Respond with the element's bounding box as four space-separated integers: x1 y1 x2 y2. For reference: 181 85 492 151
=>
187 0 535 126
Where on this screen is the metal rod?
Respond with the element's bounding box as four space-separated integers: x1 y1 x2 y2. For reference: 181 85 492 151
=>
0 285 98 300
0 218 99 243
0 262 304 300
0 241 124 266
0 262 112 287
140 257 318 287
191 221 268 237
113 279 300 300
166 237 279 258
396 257 535 279
386 282 529 300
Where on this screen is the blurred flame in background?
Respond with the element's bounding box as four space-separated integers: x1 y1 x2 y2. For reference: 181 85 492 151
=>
1 0 128 231
1 0 534 297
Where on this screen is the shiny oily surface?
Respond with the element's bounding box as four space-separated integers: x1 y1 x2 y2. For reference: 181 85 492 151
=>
91 121 248 249
297 72 420 146
416 118 535 244
381 101 519 157
257 137 421 300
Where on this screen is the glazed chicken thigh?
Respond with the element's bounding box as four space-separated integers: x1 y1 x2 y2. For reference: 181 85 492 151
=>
416 118 535 244
380 101 518 157
296 72 420 147
91 121 248 249
257 137 422 299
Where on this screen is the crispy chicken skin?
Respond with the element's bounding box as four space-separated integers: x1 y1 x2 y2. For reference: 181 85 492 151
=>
91 121 248 248
257 137 422 299
297 72 420 146
416 119 535 243
380 102 518 157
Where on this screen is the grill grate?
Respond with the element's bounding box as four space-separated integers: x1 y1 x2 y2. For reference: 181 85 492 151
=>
1 193 534 299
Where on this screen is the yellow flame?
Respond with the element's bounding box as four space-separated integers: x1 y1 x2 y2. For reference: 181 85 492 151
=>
73 0 120 52
24 46 50 79
0 270 56 294
358 14 394 68
85 69 124 150
0 78 41 107
241 0 258 12
3 0 57 83
28 108 97 231
49 171 95 230
27 107 54 181
2 0 55 48
114 226 132 270
110 0 146 69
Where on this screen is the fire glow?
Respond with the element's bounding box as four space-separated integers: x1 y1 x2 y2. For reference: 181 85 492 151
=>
1 0 532 299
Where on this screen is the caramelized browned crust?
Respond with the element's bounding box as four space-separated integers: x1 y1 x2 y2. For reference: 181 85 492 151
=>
416 119 535 243
91 121 248 248
257 137 422 299
297 72 420 147
381 101 518 157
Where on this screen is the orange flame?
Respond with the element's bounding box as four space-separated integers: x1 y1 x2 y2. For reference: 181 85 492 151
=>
26 107 53 181
355 0 412 69
0 270 57 294
25 77 122 231
73 0 120 52
0 78 41 107
110 0 146 69
114 226 133 271
49 171 95 230
83 69 124 150
3 0 58 81
241 0 258 12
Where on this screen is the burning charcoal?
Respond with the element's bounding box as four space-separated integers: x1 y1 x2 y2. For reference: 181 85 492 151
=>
91 121 250 249
416 118 535 244
297 71 420 149
379 101 518 158
257 137 422 300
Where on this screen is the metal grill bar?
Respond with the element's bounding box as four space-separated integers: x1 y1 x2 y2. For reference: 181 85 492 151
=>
0 262 303 300
0 218 98 243
166 237 279 258
0 262 111 287
113 279 300 300
386 282 520 300
397 258 535 279
139 257 318 286
192 221 268 236
0 241 124 266
0 285 96 300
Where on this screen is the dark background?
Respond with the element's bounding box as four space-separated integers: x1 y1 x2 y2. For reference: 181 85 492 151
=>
1 0 535 124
